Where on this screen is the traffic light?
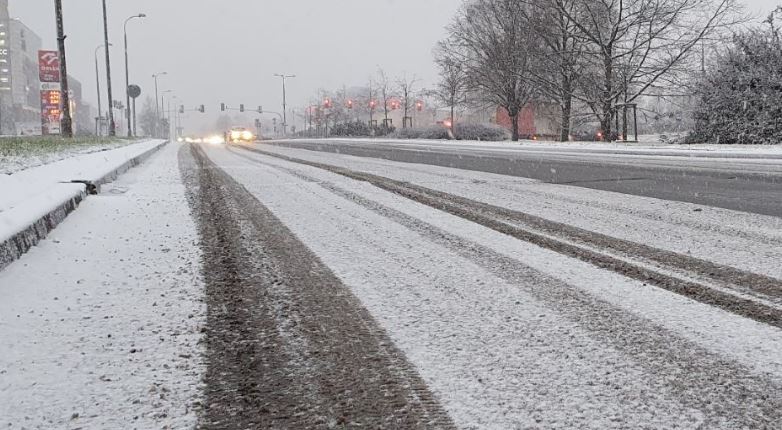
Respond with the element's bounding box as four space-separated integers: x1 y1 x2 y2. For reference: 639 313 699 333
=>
198 105 205 113
257 106 263 114
323 98 332 109
416 100 424 111
369 100 376 109
220 103 226 112
179 105 184 114
239 104 245 112
346 99 354 109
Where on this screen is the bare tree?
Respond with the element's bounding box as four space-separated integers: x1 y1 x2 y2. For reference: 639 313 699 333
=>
441 0 539 141
434 41 468 138
556 0 744 140
525 0 584 141
396 73 418 128
376 68 394 130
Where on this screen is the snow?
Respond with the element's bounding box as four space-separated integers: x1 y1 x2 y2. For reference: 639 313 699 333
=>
0 139 165 244
205 144 782 429
0 143 205 428
257 145 782 284
286 137 782 158
0 139 137 175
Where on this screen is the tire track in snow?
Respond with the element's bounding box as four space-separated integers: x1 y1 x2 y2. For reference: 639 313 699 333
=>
180 144 454 429
221 147 782 428
234 145 782 328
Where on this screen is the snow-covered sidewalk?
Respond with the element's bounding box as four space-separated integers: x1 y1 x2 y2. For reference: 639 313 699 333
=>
0 139 166 269
0 142 204 428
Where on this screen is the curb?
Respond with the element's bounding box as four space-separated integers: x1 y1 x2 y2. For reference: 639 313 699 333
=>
0 140 168 271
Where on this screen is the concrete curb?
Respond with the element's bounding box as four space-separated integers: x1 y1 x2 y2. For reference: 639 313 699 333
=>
0 140 168 271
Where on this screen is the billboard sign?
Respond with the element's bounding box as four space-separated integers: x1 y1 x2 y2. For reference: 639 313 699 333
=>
38 50 60 83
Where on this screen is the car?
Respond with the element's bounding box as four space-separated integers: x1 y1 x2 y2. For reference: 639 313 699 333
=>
226 127 255 143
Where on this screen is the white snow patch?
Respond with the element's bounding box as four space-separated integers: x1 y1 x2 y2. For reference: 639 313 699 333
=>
0 143 205 429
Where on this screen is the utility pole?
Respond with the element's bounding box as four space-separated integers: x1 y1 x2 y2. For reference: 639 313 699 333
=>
274 73 295 135
94 44 104 136
152 72 166 137
54 0 73 137
102 0 115 136
124 14 145 137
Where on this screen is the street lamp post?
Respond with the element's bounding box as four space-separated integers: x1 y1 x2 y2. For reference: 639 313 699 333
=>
124 13 146 137
162 90 173 140
101 0 116 136
152 72 167 138
94 44 108 136
274 73 295 135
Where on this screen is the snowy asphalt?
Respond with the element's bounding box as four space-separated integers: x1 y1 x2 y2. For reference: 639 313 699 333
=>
2 140 781 429
268 139 782 218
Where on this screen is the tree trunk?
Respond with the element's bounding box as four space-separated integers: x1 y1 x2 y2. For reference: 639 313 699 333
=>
509 108 520 142
601 45 614 141
560 87 572 142
450 104 456 140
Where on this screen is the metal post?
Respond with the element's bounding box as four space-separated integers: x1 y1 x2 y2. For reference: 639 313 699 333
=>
274 74 295 135
102 0 115 136
152 72 166 138
124 14 145 137
94 44 103 136
54 0 73 137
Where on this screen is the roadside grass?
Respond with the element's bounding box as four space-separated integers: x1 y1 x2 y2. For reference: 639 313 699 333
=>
0 136 139 174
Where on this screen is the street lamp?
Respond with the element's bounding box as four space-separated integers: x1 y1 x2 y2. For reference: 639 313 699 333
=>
94 43 112 136
274 73 295 135
162 90 173 139
124 13 146 137
101 0 116 136
152 71 167 137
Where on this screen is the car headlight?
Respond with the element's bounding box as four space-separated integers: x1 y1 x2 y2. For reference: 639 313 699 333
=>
230 131 241 139
241 131 253 140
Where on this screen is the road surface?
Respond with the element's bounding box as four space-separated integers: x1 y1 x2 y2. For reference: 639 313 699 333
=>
269 139 782 217
2 140 781 429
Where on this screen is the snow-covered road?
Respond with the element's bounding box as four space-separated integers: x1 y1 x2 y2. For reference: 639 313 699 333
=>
199 142 782 429
2 140 781 429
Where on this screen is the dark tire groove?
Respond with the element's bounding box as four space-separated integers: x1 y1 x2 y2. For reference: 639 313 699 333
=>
179 144 454 429
236 145 782 329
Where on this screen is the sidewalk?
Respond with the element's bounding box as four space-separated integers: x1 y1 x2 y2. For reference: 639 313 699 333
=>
0 142 204 428
0 139 166 270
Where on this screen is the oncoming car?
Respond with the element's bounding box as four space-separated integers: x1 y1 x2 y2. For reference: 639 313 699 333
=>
226 127 256 143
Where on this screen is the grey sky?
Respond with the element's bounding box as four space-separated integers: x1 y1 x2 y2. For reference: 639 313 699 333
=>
10 0 461 132
8 0 780 132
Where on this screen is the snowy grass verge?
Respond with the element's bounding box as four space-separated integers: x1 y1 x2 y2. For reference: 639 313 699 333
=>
0 136 138 174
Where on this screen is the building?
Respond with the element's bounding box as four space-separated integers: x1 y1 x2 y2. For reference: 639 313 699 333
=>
0 0 13 134
9 18 42 135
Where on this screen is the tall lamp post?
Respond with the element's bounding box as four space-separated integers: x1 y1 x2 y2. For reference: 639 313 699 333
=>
162 89 173 140
101 0 116 136
152 71 166 137
94 43 111 136
123 13 146 137
274 73 295 135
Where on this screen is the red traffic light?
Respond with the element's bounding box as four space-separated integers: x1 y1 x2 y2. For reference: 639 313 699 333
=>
369 100 376 109
416 101 424 111
323 98 332 108
346 99 354 109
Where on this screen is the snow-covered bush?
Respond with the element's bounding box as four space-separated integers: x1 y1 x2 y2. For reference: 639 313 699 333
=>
689 28 782 145
391 123 510 141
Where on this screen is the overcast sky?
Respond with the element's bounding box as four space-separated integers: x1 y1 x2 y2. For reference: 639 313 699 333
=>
10 0 461 131
8 0 780 133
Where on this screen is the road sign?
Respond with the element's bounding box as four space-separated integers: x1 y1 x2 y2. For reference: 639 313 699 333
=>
127 84 141 99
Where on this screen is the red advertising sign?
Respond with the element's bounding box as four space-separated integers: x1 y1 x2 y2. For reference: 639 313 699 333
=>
41 90 61 135
38 50 60 83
